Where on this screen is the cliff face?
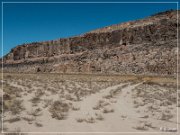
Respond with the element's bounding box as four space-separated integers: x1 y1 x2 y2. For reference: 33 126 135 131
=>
2 10 179 75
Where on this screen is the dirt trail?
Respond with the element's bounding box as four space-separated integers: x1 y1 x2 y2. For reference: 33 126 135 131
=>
4 82 178 133
5 82 144 132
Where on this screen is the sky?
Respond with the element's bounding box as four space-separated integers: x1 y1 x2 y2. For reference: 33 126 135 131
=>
0 0 178 56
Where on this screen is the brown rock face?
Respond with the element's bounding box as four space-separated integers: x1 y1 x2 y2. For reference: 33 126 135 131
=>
2 10 179 75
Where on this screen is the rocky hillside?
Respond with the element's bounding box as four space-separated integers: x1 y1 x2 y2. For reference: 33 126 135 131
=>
2 10 179 75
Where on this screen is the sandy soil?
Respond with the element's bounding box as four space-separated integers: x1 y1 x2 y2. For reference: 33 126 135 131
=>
1 73 179 134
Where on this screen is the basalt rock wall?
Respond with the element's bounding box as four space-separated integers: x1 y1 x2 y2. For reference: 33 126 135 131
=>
2 10 179 75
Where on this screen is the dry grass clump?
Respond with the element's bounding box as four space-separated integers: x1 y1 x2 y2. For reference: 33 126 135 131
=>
95 113 104 121
67 81 121 101
93 100 110 110
43 99 53 108
30 93 42 106
73 89 93 101
158 112 173 121
6 116 21 123
102 107 114 113
72 105 80 111
27 88 34 94
121 115 127 120
133 120 154 131
103 94 113 99
133 98 146 108
85 116 96 123
49 100 70 120
76 118 84 123
5 99 24 115
74 92 81 101
65 94 75 101
35 122 43 127
26 83 33 89
76 89 92 98
47 87 58 95
22 116 35 124
132 83 176 106
35 89 45 97
3 83 23 98
27 108 43 117
30 97 41 106
76 109 105 123
132 83 176 121
55 81 123 104
5 74 13 79
76 115 97 123
103 84 128 99
133 123 148 131
143 81 176 89
160 100 173 106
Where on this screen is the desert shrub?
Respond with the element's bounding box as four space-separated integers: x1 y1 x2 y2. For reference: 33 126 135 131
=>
65 94 74 101
6 116 21 123
49 100 70 120
93 100 110 110
35 89 45 97
43 99 53 108
27 108 42 117
102 107 114 113
85 116 95 123
6 75 12 79
3 83 23 98
158 112 173 121
103 94 113 99
133 123 148 131
72 106 80 111
6 99 24 115
30 96 41 106
103 84 128 99
95 113 104 121
22 116 35 124
35 122 43 127
47 87 58 94
76 118 85 123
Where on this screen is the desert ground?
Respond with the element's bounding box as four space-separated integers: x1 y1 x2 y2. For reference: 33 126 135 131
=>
0 73 179 134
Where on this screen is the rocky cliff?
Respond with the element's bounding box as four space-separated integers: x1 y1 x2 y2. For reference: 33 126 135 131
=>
2 10 179 75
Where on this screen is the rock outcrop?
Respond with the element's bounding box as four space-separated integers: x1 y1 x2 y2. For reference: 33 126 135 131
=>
2 10 179 75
